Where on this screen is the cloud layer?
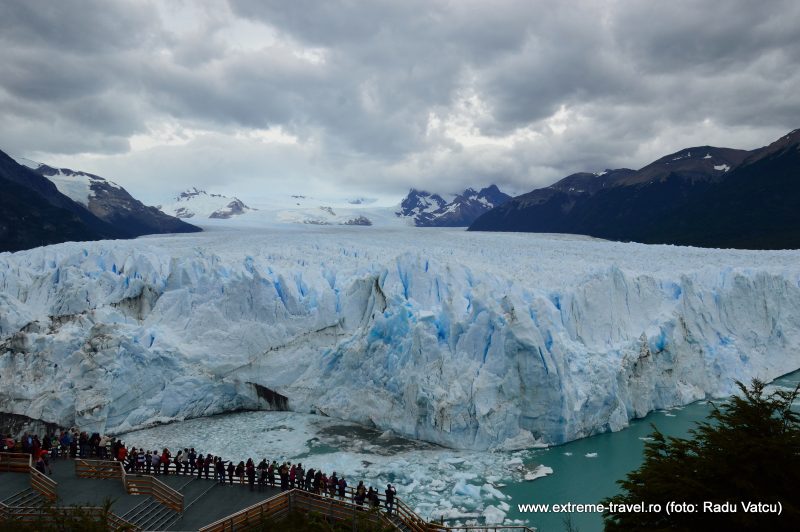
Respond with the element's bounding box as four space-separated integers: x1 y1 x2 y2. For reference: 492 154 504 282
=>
1 0 798 203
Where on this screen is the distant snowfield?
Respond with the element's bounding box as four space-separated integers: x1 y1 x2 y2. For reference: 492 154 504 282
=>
1 225 800 451
161 192 414 227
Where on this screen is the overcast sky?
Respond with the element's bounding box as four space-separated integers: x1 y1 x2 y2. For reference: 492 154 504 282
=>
1 0 798 204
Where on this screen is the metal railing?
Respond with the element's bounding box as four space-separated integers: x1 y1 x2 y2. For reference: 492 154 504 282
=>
73 457 183 514
199 488 395 532
29 466 58 502
75 458 126 482
199 484 536 532
199 490 291 531
0 452 137 529
0 452 58 502
125 474 184 513
0 452 32 472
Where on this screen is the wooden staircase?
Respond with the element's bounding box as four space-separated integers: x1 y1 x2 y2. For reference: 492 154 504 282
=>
1 487 47 508
121 496 181 531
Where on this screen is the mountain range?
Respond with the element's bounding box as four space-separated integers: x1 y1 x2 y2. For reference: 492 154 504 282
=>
159 188 255 220
469 129 800 250
5 128 798 252
397 184 511 226
0 150 200 253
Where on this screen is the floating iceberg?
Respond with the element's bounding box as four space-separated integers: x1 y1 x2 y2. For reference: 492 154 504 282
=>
524 465 553 481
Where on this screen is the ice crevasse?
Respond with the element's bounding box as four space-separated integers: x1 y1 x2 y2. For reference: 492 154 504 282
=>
1 230 799 451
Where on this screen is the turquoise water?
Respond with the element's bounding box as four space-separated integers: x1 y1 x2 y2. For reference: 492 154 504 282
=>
501 370 800 532
119 370 799 531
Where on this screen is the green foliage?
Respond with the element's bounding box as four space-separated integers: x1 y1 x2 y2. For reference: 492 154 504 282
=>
0 498 134 531
603 379 800 531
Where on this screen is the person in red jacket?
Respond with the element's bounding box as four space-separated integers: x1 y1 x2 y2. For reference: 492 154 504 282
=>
117 444 128 464
161 448 171 475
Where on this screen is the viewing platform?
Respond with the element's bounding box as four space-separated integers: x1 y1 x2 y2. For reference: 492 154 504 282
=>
1 452 535 531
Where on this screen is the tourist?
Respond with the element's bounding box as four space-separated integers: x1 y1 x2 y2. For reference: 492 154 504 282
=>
311 469 320 494
385 484 396 514
188 448 196 474
117 443 128 466
174 449 184 475
235 460 245 484
279 462 289 491
151 450 161 474
90 433 101 457
328 472 337 498
161 448 171 475
227 460 235 484
69 434 77 458
246 459 256 491
295 463 304 490
78 432 87 458
98 434 110 458
216 457 226 484
204 454 212 480
368 486 380 509
257 459 268 490
41 433 51 457
304 467 314 491
355 481 366 506
34 453 46 474
38 449 53 475
1 424 403 521
135 449 144 472
181 448 189 474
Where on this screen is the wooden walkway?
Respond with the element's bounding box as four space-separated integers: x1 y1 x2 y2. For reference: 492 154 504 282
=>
1 452 535 531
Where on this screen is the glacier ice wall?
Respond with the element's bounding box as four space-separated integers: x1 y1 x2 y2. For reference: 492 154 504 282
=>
1 228 799 450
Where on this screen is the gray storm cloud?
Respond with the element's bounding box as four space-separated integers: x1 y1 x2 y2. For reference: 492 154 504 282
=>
0 0 798 203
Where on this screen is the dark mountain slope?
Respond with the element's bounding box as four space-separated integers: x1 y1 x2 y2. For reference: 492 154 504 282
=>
468 169 635 233
1 148 201 252
648 131 800 249
24 161 201 238
0 150 122 240
0 174 105 252
469 130 800 249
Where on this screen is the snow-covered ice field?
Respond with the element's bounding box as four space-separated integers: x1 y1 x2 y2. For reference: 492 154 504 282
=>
2 224 800 452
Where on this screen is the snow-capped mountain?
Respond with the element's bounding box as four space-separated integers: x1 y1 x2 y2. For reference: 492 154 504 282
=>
14 156 124 205
14 156 200 239
470 129 800 249
161 188 255 219
1 151 116 252
1 151 199 252
2 228 799 450
396 189 448 219
397 185 511 227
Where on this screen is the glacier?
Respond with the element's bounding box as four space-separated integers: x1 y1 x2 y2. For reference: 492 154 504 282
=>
1 225 799 450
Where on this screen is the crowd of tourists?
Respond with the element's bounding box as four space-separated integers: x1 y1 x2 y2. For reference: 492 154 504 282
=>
2 429 398 515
